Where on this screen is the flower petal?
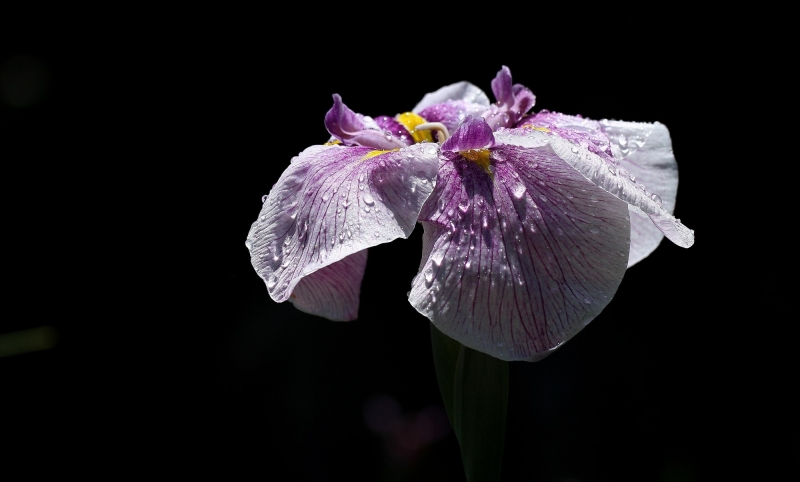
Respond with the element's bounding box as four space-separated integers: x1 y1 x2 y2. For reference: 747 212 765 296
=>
409 143 631 361
247 142 440 320
413 81 490 113
599 120 679 267
441 116 495 152
324 94 407 149
416 100 487 134
497 127 694 249
290 250 367 321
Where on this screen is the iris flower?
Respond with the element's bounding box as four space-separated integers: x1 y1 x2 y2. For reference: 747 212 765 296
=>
246 66 693 362
407 66 694 361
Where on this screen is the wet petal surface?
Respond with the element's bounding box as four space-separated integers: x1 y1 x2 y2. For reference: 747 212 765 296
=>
599 120 679 267
413 81 490 113
247 142 440 320
498 127 693 249
409 141 631 361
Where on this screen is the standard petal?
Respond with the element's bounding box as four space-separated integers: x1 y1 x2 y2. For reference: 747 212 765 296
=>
247 142 440 320
409 144 631 361
412 81 491 113
496 127 694 249
441 116 495 152
416 100 487 135
599 120 679 267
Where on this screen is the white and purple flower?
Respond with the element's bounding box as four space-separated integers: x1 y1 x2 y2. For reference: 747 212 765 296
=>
246 66 693 361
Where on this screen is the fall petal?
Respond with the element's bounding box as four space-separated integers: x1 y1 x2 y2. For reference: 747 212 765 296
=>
247 142 440 320
409 144 631 361
290 250 367 321
497 127 694 249
599 120 679 267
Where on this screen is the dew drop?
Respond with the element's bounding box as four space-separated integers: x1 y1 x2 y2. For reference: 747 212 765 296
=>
364 206 370 213
245 239 252 249
571 147 579 153
590 227 600 234
421 179 428 184
650 193 663 206
261 195 268 203
363 194 374 205
322 194 328 201
266 277 277 289
424 269 434 286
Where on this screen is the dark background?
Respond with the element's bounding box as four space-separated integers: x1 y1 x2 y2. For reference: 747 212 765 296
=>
2 20 794 481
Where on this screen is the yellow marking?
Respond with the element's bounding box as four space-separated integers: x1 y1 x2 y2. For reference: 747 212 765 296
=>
520 124 551 132
396 112 434 144
460 148 493 177
324 139 342 146
361 149 399 161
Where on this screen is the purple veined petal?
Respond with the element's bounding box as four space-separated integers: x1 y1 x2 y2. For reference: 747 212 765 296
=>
482 66 536 130
247 142 440 321
599 119 679 267
325 94 407 150
374 115 414 146
412 81 491 113
290 250 367 321
496 128 694 249
519 111 615 164
409 143 631 361
441 115 495 152
416 100 488 135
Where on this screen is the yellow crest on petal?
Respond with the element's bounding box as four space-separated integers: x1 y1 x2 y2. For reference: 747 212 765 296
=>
361 149 399 161
520 124 551 133
460 148 493 177
396 112 434 144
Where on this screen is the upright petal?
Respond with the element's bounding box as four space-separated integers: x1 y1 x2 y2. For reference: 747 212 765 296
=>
324 94 408 149
497 126 694 249
599 120 679 267
247 142 440 321
482 66 536 130
412 81 491 113
416 100 487 134
409 137 631 361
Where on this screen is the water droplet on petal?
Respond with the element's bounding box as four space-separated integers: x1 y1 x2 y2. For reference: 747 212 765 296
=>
261 195 268 203
650 193 663 206
364 206 370 213
363 194 374 205
424 269 434 286
571 147 579 153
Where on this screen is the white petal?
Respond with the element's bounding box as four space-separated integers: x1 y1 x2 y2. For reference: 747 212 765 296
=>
413 81 490 113
497 129 694 249
600 120 679 267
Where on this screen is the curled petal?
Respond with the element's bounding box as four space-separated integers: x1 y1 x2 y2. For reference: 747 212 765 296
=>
247 142 440 320
413 81 491 113
482 66 536 130
410 144 631 361
324 94 407 149
441 116 495 152
599 120 679 267
496 128 694 249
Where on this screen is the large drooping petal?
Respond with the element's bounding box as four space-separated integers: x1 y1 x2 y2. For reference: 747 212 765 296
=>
247 142 440 321
519 111 682 267
599 119 679 267
324 94 408 149
497 124 694 250
412 81 490 113
409 122 631 361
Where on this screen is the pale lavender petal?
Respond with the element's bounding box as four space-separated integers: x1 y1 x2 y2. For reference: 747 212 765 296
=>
496 127 694 249
290 250 367 321
416 100 487 134
441 116 495 152
599 120 679 267
410 144 631 361
324 94 407 150
412 81 490 113
519 111 615 164
247 142 440 321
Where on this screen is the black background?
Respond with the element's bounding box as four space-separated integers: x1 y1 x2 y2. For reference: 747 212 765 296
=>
2 18 794 481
